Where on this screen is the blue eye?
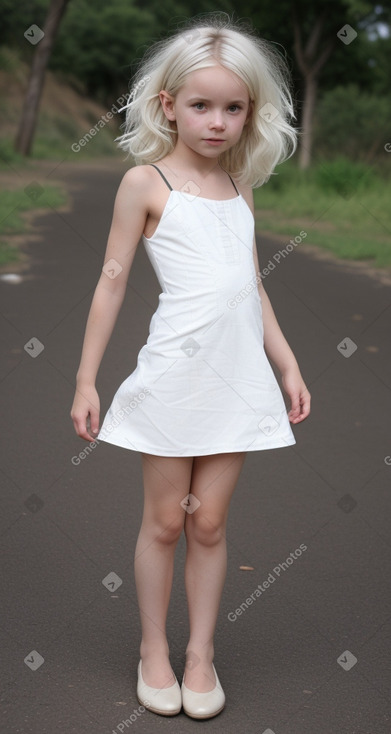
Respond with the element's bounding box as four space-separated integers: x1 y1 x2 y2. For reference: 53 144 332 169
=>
193 103 205 110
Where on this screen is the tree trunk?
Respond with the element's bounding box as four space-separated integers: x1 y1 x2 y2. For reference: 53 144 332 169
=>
298 75 317 170
292 6 335 169
14 0 70 156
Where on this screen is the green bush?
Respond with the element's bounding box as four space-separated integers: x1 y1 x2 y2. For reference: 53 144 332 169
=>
0 46 20 72
0 138 26 165
313 84 391 162
313 157 376 197
265 157 311 191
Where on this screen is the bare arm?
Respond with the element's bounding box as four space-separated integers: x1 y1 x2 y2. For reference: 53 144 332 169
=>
240 184 311 424
70 166 150 440
256 274 299 374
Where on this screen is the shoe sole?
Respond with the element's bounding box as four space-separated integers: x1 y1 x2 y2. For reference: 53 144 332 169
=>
182 703 225 719
137 694 181 716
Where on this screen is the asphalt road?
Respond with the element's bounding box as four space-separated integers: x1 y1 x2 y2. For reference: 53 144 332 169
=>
1 158 391 734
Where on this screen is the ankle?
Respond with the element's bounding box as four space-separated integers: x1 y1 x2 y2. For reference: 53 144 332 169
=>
185 644 214 667
140 640 170 659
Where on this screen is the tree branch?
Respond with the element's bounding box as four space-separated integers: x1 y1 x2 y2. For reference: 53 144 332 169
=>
312 37 336 77
292 5 308 76
304 9 327 61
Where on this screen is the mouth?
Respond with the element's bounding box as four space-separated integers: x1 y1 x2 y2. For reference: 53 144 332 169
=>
203 138 225 143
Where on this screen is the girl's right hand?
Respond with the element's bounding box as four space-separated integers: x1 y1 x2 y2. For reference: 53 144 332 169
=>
70 384 100 442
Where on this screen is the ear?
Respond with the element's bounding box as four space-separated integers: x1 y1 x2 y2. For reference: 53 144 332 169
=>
159 90 176 121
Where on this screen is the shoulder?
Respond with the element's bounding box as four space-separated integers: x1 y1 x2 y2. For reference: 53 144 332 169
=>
114 164 157 211
119 164 156 192
234 180 254 214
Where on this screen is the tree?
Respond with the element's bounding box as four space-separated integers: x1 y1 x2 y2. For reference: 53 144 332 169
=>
291 6 336 169
313 84 391 162
48 0 234 105
291 1 391 167
227 0 388 167
14 0 71 156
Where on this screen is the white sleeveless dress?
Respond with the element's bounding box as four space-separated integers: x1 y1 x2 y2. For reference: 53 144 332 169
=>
97 165 296 456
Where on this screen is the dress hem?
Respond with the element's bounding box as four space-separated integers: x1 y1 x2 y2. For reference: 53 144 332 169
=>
95 433 296 456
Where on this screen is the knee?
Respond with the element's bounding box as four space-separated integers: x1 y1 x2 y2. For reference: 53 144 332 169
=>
149 516 184 546
185 512 225 547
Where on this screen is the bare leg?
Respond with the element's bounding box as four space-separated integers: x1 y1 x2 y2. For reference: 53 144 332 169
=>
135 453 193 688
183 451 246 691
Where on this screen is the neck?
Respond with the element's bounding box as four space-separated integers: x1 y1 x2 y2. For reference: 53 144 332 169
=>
163 139 222 180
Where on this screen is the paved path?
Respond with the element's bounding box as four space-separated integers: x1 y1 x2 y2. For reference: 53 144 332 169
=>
1 159 390 734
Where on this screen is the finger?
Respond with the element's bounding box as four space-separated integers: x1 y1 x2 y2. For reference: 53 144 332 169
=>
80 427 99 442
288 393 301 421
300 388 311 418
73 415 97 442
301 392 311 419
292 390 311 423
88 407 100 436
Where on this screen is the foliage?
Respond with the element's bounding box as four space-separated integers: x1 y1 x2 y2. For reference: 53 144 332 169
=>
1 0 389 103
0 138 26 164
0 0 48 47
48 0 236 103
253 158 391 267
313 84 391 161
49 0 156 102
313 157 376 196
1 0 390 161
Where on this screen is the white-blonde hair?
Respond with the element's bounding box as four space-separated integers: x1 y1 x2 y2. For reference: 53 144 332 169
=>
116 14 298 187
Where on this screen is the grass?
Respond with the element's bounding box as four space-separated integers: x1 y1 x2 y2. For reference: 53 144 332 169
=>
0 185 67 267
253 159 391 268
0 126 119 164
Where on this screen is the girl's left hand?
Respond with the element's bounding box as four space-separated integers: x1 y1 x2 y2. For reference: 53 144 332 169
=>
281 367 311 424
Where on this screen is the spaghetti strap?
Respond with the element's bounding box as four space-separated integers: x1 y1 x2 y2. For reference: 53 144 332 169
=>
151 163 238 196
149 164 173 191
227 173 239 195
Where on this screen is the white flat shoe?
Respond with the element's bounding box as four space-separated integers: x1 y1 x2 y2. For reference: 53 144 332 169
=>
181 662 225 719
136 659 182 716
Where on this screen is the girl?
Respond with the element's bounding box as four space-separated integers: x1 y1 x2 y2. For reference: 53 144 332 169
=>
71 14 310 720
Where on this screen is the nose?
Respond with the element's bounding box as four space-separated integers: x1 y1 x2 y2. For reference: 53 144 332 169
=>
208 110 225 130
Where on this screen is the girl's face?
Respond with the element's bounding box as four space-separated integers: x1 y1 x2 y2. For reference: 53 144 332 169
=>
159 65 252 159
